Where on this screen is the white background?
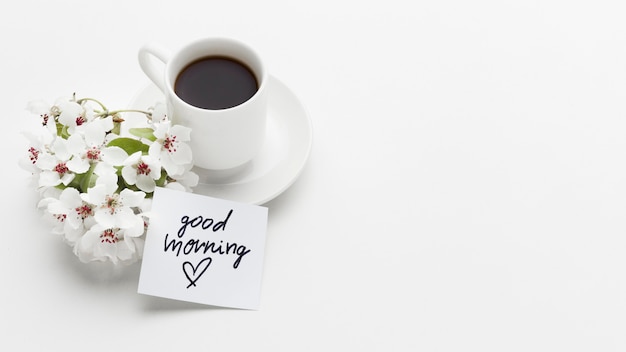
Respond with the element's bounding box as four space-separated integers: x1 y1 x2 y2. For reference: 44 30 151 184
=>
2 1 626 351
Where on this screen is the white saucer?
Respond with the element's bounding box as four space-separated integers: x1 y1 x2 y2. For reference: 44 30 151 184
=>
128 76 312 205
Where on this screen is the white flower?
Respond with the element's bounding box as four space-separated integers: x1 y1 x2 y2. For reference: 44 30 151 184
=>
56 99 95 135
35 139 76 188
150 102 168 123
37 197 69 237
64 117 127 175
149 122 192 176
80 183 146 233
19 130 54 174
121 151 162 193
74 224 144 264
165 167 199 192
63 134 93 174
43 187 96 244
26 99 61 132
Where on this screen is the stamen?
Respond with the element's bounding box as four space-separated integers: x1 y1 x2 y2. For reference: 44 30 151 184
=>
137 161 151 175
54 162 69 175
86 146 101 161
75 204 93 220
28 147 39 164
103 194 121 215
100 228 118 244
76 115 86 126
163 135 177 153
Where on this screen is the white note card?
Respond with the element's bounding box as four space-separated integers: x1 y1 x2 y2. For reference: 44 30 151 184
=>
138 187 268 310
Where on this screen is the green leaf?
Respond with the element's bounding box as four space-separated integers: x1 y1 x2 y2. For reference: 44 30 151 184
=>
129 127 157 141
155 169 168 187
57 123 70 139
80 163 97 192
107 137 149 155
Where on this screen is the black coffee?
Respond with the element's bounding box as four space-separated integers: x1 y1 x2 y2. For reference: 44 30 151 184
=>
174 56 258 110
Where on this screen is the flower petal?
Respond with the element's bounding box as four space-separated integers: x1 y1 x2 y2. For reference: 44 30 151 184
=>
38 171 61 187
66 134 86 155
58 101 83 127
136 174 156 193
60 173 75 186
34 153 56 170
67 156 89 174
121 165 138 185
101 146 128 166
120 189 146 208
114 207 138 229
172 142 193 165
171 125 192 141
123 151 142 166
122 215 145 238
52 138 72 161
95 210 116 228
26 100 50 115
151 102 168 123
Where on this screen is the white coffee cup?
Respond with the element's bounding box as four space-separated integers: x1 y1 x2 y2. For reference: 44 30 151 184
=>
138 37 268 170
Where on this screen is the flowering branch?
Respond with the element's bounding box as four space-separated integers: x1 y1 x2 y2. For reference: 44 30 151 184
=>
20 95 198 265
76 97 107 111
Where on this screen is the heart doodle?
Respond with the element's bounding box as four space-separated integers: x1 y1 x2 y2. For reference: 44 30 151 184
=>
182 257 213 289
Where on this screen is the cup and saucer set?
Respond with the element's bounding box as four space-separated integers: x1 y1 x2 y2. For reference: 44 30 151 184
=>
130 38 312 205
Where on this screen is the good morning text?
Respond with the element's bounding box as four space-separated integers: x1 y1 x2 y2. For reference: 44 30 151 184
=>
163 209 251 269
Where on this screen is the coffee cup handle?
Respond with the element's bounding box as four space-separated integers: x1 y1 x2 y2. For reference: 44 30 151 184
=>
138 43 171 93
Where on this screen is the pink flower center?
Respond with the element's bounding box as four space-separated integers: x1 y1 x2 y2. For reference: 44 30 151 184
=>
75 204 93 220
55 214 67 223
100 228 118 244
137 161 151 175
41 114 49 126
76 115 86 126
86 147 101 161
103 194 120 215
28 147 39 164
163 135 178 153
54 162 69 175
